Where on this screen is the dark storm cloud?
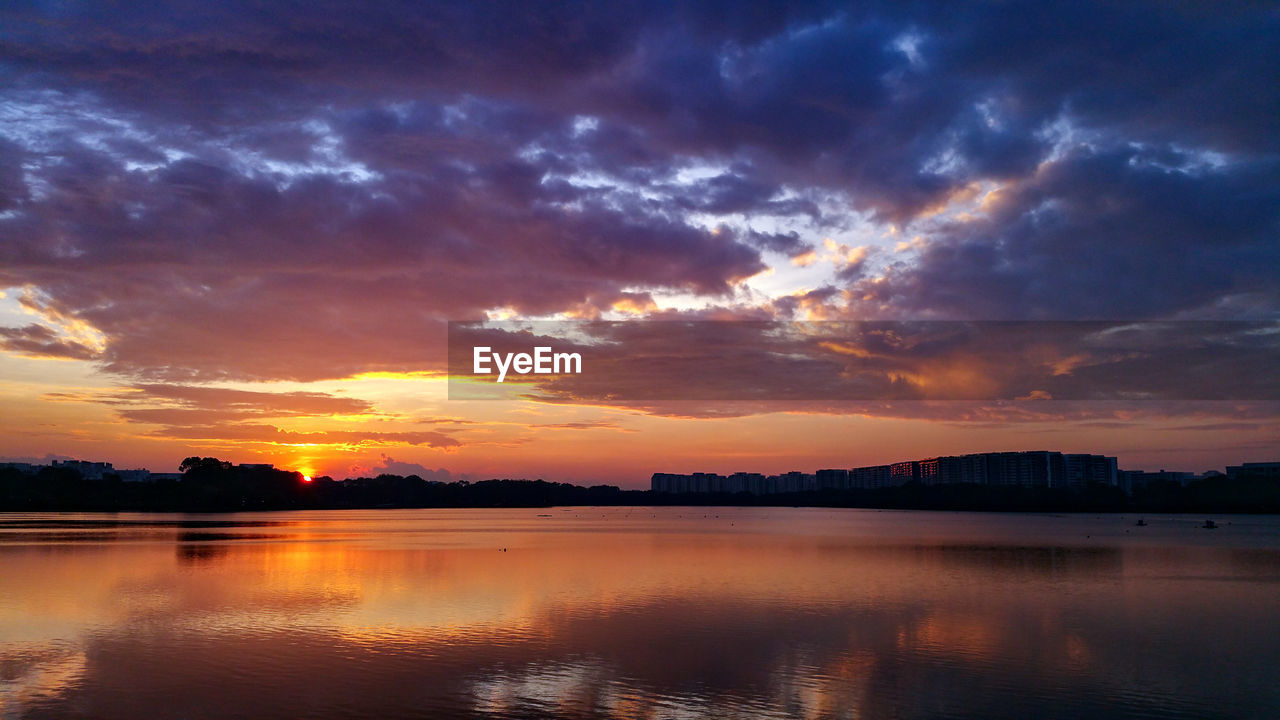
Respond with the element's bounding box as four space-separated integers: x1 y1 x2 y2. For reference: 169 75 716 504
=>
1 0 1277 385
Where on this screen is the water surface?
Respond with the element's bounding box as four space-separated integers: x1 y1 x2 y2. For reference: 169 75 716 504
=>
1 508 1277 719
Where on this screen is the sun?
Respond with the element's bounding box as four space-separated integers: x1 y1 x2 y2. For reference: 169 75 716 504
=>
301 474 313 483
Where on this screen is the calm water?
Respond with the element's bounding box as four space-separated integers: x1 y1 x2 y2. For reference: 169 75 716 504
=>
1 508 1278 719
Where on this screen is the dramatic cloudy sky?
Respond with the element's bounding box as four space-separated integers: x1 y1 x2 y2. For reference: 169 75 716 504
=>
1 1 1277 483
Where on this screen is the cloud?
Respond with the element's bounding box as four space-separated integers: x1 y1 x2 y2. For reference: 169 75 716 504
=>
0 453 77 465
40 382 425 451
849 148 1280 319
0 324 99 360
448 320 1280 425
790 249 818 267
352 454 463 482
0 115 776 380
746 230 808 256
149 423 461 449
533 420 636 432
45 384 376 423
0 0 1275 390
130 384 373 414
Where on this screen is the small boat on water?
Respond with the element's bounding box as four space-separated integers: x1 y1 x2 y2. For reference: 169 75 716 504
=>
1135 519 1147 526
1201 519 1218 529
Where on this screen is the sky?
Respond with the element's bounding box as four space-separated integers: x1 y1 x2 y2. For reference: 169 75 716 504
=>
1 1 1277 486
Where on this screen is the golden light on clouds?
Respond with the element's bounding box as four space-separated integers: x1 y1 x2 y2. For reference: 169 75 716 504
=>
610 295 658 316
790 249 819 267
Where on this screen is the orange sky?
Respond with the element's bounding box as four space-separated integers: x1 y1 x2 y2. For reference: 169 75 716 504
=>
2 343 1274 487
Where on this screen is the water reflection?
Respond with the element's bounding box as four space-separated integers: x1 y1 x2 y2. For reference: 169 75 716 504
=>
1 509 1277 719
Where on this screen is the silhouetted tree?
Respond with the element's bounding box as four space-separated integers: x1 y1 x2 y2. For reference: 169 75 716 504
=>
179 457 233 474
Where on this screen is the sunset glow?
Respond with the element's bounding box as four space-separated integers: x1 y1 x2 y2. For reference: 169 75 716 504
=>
0 1 1275 485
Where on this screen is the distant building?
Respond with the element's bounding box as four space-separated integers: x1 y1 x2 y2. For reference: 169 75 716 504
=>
919 457 940 484
0 462 39 474
1063 453 1119 489
51 459 113 480
771 471 814 493
951 453 990 484
650 473 679 493
1226 462 1280 480
1119 469 1195 492
984 451 1055 487
878 451 1112 489
816 468 849 490
651 450 1124 495
692 472 722 493
727 472 765 494
915 455 976 485
849 465 892 489
918 456 983 485
889 460 920 485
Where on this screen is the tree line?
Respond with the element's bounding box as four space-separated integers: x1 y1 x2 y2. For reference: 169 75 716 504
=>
0 457 1277 513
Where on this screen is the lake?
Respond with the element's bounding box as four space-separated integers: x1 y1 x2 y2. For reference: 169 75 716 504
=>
1 508 1277 719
